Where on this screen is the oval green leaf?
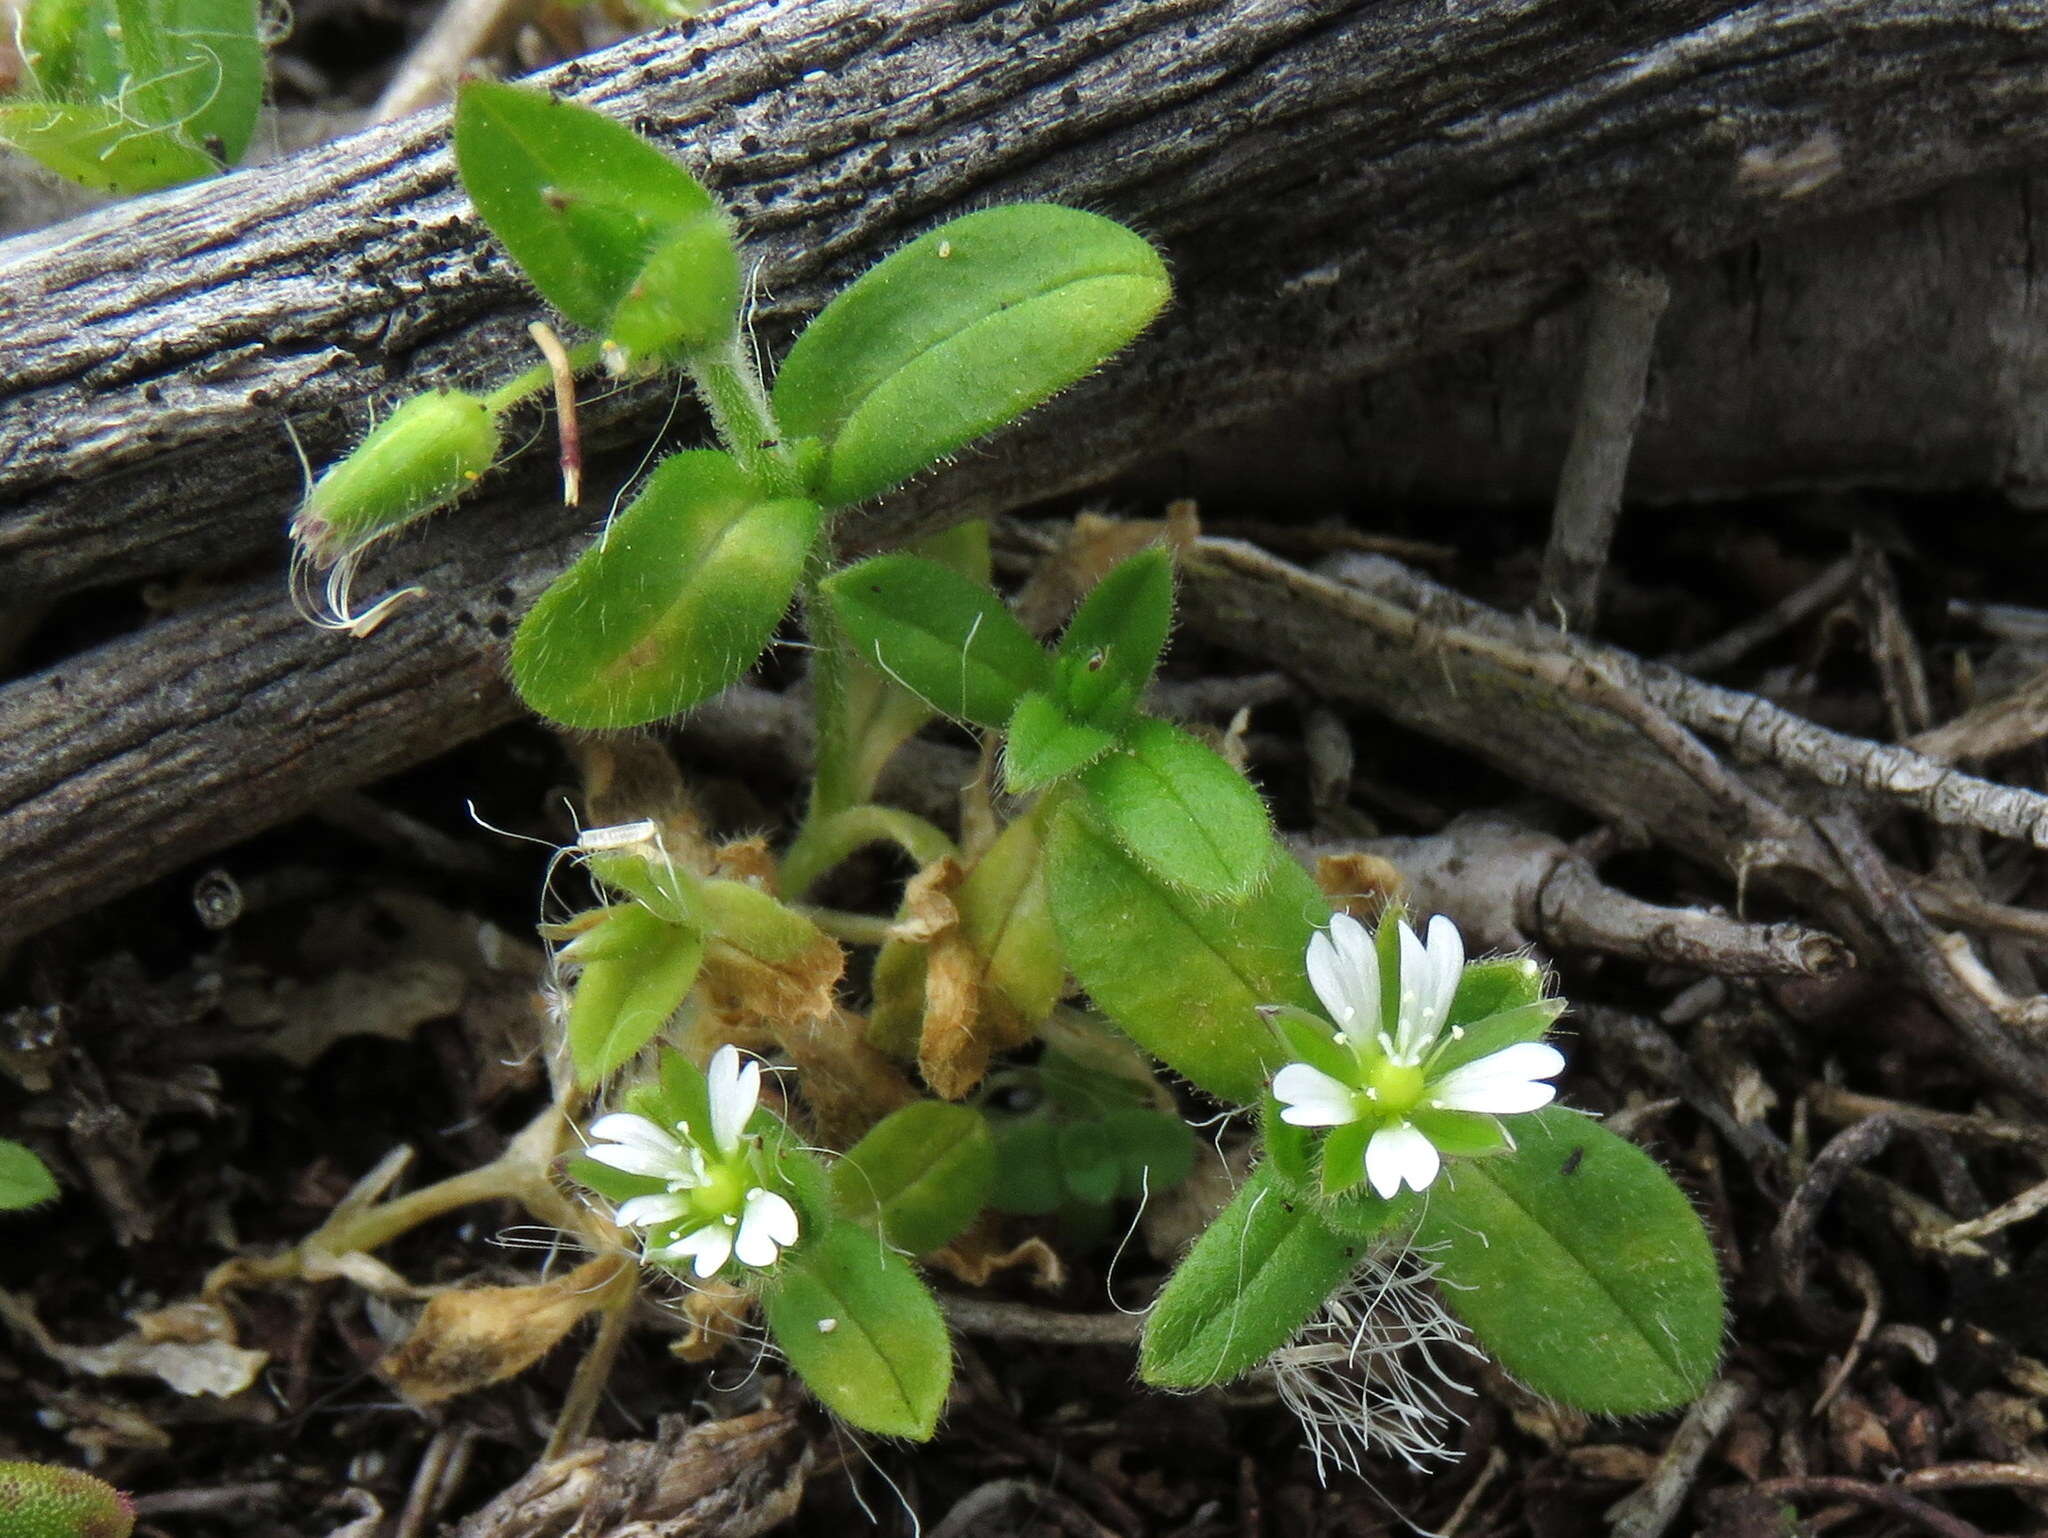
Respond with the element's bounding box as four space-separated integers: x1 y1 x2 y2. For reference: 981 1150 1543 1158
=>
454 81 726 334
761 1216 952 1439
0 1139 59 1212
512 450 820 729
1075 717 1274 900
831 1101 995 1255
1140 1162 1363 1389
819 555 1049 728
1004 691 1116 793
1045 798 1327 1106
1053 547 1174 721
773 204 1171 507
1415 1108 1725 1415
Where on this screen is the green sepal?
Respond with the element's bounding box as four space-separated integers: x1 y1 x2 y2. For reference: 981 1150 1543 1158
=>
1103 1107 1195 1200
988 1121 1064 1215
1259 1004 1353 1084
1314 1181 1416 1244
1045 798 1327 1106
511 451 821 730
818 555 1049 727
831 1101 995 1255
1075 718 1273 900
1317 1120 1372 1198
1139 1162 1357 1389
454 81 724 334
563 906 705 1084
1448 954 1546 1027
585 849 703 929
1429 998 1565 1078
294 390 501 564
565 1152 651 1207
1051 546 1174 725
761 1215 952 1439
0 1139 59 1211
1003 691 1117 793
1260 1101 1315 1190
699 878 831 966
772 203 1171 507
1410 1109 1511 1157
1416 1107 1725 1415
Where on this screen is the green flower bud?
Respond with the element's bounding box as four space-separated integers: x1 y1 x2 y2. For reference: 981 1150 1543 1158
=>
0 1461 134 1538
292 389 500 569
606 216 743 364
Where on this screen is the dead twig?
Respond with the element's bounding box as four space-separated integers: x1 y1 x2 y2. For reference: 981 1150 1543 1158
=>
1605 1376 1752 1538
1748 1476 1985 1538
1540 263 1670 632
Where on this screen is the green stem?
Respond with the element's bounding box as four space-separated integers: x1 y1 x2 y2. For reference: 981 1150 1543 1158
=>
779 804 960 902
482 341 604 415
688 334 799 496
797 904 901 947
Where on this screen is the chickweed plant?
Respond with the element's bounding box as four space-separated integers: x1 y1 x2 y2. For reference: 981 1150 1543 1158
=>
256 80 1724 1460
0 0 269 193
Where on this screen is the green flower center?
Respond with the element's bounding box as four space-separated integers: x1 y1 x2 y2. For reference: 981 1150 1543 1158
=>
693 1159 748 1221
1369 1060 1427 1117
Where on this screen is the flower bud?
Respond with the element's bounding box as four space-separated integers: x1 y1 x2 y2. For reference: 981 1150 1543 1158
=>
606 216 742 364
292 389 500 568
0 1460 135 1538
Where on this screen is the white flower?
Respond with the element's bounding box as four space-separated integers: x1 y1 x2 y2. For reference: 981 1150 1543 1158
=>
584 1044 801 1277
1271 914 1565 1200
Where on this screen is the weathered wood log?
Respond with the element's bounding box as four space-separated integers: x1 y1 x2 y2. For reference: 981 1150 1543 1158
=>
10 0 2048 938
8 0 2048 602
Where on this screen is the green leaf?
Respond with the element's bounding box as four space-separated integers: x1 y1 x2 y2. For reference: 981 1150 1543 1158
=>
1315 1180 1416 1243
1318 1120 1372 1198
563 905 704 1084
1056 1120 1120 1206
1075 717 1274 900
954 801 1063 1026
988 1121 1064 1215
818 555 1049 728
512 451 820 729
761 1216 952 1439
0 1140 59 1212
1416 1108 1725 1415
1051 546 1174 725
1045 799 1327 1106
1003 691 1117 793
831 1101 995 1255
1103 1107 1195 1200
18 0 121 101
0 1459 134 1538
773 204 1171 507
454 81 727 334
606 216 743 363
0 100 216 193
1140 1162 1361 1388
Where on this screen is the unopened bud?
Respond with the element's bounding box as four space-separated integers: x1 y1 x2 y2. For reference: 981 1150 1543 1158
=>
292 389 500 567
0 1461 135 1538
607 216 742 364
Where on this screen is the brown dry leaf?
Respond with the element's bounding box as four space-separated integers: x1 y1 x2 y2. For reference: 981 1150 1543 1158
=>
1012 503 1201 635
919 924 987 1100
380 1256 624 1406
668 1279 753 1363
774 1009 917 1148
1315 852 1406 921
0 1289 268 1398
1824 1390 1898 1475
1719 1411 1774 1480
568 737 713 863
928 1228 1066 1290
701 920 844 1027
713 837 778 886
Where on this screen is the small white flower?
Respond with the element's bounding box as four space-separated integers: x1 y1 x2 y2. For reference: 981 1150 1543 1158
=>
1271 914 1564 1199
584 1045 800 1278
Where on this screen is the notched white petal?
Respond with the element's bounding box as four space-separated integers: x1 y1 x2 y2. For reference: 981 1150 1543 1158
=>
615 1192 690 1229
588 1113 680 1155
734 1188 800 1267
659 1222 735 1278
1428 1041 1565 1114
706 1043 762 1154
586 1143 680 1178
1365 1121 1441 1199
1273 1062 1360 1126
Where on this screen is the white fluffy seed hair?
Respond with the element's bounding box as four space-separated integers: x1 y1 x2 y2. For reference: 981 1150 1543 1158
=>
1263 1239 1483 1484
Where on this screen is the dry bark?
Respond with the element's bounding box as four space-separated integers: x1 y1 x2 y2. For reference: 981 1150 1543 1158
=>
8 1 2048 600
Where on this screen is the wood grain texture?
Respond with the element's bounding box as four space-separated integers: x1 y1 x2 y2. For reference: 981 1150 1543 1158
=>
8 0 2048 938
7 0 2048 597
